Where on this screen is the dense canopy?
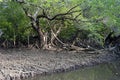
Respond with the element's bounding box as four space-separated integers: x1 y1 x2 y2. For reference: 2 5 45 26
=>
0 0 119 49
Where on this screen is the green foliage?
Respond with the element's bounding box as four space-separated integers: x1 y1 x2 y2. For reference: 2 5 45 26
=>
0 0 119 47
0 1 29 42
59 25 77 41
78 0 120 45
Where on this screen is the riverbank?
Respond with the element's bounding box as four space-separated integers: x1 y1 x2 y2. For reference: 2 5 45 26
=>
0 48 118 80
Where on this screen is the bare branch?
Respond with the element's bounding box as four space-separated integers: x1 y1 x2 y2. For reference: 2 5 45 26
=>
17 0 81 22
74 12 81 19
33 7 40 17
67 4 80 13
47 10 81 20
51 28 65 45
22 7 34 20
36 4 81 21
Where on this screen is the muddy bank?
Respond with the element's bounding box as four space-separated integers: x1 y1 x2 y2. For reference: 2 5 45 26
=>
0 49 118 80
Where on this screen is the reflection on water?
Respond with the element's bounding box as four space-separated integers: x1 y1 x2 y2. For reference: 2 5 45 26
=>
25 61 120 80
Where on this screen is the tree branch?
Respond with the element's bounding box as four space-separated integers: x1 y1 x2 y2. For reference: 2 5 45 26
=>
33 7 40 17
22 7 34 20
17 0 81 22
37 5 81 21
51 28 65 45
67 4 80 13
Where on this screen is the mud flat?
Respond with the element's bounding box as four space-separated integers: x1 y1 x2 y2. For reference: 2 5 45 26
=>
0 49 118 80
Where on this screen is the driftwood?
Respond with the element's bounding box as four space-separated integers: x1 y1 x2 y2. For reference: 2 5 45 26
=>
62 44 97 52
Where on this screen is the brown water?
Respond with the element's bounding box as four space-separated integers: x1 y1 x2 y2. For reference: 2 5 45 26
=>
24 61 120 80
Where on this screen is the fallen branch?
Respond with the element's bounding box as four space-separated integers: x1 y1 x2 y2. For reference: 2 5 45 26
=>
51 29 65 45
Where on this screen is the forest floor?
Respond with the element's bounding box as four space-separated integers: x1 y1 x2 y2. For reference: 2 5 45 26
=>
0 48 118 80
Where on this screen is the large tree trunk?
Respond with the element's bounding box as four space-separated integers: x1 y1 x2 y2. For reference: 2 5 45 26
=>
37 28 45 48
29 18 45 48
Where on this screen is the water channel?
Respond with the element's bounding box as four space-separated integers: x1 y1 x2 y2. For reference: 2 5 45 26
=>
24 60 120 80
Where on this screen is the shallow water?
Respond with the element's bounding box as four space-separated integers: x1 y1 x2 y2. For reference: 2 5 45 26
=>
25 61 120 80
